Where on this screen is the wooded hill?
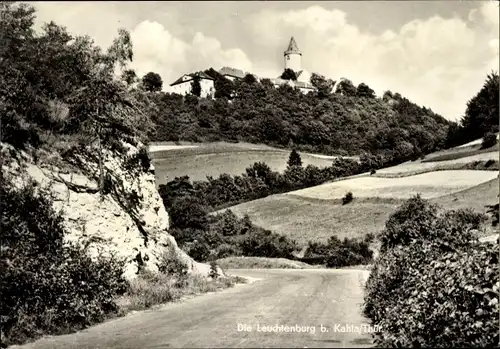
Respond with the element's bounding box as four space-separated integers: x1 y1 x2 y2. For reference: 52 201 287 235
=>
149 70 453 159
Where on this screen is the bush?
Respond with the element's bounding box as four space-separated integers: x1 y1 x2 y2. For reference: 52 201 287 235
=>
364 242 499 347
342 191 354 205
209 261 219 279
486 203 499 227
1 175 127 346
304 235 373 267
484 159 496 168
240 229 298 259
379 195 486 253
481 132 498 149
365 196 496 347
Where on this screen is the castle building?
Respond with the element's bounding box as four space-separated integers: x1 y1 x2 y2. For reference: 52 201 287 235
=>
169 37 316 96
284 36 302 73
269 37 315 94
169 71 215 98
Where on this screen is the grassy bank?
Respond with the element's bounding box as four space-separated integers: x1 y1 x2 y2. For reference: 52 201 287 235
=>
117 272 247 313
216 256 319 269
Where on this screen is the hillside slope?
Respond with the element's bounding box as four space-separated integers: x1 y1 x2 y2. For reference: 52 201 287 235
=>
149 142 337 184
1 143 214 280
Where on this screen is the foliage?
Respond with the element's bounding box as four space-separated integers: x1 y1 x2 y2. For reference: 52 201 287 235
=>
304 235 373 267
243 74 257 85
204 68 234 99
342 191 354 205
364 242 498 347
169 195 209 231
239 228 298 259
0 174 127 346
310 73 335 98
335 78 357 97
378 195 486 253
147 74 450 159
122 69 137 86
209 261 219 279
160 151 408 215
287 149 303 168
357 83 376 98
446 72 499 147
280 68 297 81
481 132 498 149
190 75 202 97
461 71 499 142
486 203 499 227
364 196 497 347
141 72 163 92
0 2 153 179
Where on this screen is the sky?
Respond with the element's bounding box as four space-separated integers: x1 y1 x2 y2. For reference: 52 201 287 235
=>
29 1 499 121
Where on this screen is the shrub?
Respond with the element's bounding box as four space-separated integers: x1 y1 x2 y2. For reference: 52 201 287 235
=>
481 132 498 149
209 261 219 279
157 247 189 276
486 203 499 227
240 229 298 259
370 169 376 175
365 196 496 347
1 175 127 346
169 195 209 231
364 242 499 347
304 235 373 267
485 159 496 168
380 195 455 252
342 191 354 205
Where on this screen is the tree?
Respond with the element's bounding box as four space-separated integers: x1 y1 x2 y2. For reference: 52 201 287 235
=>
243 74 257 85
335 78 357 97
169 195 209 231
281 68 297 81
382 90 394 102
204 68 234 99
191 75 202 97
260 78 274 89
287 149 302 168
481 132 498 149
310 73 335 98
122 69 137 86
461 71 499 142
141 72 163 92
357 83 376 98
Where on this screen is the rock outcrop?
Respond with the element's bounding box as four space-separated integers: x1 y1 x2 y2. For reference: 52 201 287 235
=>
1 142 220 281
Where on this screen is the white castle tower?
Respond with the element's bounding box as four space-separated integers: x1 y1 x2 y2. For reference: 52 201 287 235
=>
284 36 301 73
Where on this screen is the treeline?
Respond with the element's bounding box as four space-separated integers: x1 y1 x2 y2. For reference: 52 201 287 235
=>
164 184 373 267
160 150 413 213
445 71 499 147
148 69 452 157
160 151 374 266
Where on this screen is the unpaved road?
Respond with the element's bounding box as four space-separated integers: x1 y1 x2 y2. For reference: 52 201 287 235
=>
13 269 375 349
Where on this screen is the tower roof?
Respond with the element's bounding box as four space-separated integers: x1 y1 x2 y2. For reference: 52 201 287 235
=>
285 36 301 55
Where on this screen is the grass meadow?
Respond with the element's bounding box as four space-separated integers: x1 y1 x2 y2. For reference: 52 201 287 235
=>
149 142 340 184
152 141 498 247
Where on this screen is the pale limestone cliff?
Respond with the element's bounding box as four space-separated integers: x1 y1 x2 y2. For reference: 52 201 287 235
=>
1 142 221 281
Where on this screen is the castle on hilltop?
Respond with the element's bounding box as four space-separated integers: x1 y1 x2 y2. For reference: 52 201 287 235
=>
169 37 316 97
